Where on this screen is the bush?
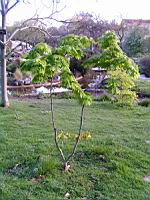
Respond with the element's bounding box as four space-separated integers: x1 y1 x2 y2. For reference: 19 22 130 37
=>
122 26 146 57
13 68 23 80
116 90 137 106
138 98 150 107
7 58 20 73
144 36 150 53
37 93 50 99
139 56 150 77
93 94 112 102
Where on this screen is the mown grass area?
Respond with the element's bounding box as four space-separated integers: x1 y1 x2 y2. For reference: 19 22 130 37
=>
0 98 150 200
135 79 150 94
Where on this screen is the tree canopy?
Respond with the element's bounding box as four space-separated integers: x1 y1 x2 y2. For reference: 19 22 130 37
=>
84 31 139 104
21 34 93 106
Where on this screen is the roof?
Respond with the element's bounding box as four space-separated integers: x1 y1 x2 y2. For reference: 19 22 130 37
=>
11 40 32 50
122 19 150 25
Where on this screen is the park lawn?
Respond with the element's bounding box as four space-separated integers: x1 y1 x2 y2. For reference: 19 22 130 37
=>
135 79 150 94
0 98 150 200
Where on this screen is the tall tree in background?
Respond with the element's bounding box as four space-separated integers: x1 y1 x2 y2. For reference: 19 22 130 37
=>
45 13 120 48
7 20 46 46
122 26 147 57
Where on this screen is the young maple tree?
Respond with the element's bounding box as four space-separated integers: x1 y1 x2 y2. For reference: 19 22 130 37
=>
21 34 93 171
84 31 139 105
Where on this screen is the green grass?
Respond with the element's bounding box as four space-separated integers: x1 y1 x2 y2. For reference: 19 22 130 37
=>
0 98 150 200
135 79 150 94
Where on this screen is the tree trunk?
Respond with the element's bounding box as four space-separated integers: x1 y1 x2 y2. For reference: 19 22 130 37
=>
0 7 9 107
1 44 9 107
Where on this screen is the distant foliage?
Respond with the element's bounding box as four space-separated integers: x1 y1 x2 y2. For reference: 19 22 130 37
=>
122 26 147 57
45 13 119 47
139 55 150 77
7 21 46 45
138 98 150 107
144 37 150 53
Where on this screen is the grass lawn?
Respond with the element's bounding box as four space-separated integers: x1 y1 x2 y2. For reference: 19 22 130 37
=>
135 80 150 94
0 98 150 200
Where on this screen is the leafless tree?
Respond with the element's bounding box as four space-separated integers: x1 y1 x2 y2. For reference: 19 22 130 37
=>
0 0 62 107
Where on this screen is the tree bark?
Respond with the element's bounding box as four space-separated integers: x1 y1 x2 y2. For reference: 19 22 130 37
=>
0 1 9 107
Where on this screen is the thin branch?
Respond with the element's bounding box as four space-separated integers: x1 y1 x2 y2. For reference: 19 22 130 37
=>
51 0 55 14
66 105 85 163
6 27 32 44
1 0 5 13
6 0 20 13
4 2 68 46
5 0 10 10
41 0 52 9
24 6 66 22
0 40 4 46
6 4 66 44
6 26 56 45
51 17 80 24
19 10 41 27
5 42 22 58
17 5 66 28
50 79 66 162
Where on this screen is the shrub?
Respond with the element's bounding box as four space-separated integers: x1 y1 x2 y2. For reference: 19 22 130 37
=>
22 71 33 80
13 68 23 80
107 69 137 105
7 58 20 73
93 94 112 102
116 90 137 106
122 26 146 57
56 92 75 100
144 36 150 53
138 99 150 107
139 56 150 77
37 93 50 99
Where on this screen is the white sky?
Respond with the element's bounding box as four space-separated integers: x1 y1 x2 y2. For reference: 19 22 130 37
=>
6 0 150 26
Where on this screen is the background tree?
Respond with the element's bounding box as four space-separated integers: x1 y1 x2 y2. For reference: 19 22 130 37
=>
45 26 64 48
122 26 147 57
7 21 46 45
144 36 150 53
139 55 150 77
0 0 61 107
66 13 118 39
45 13 120 48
